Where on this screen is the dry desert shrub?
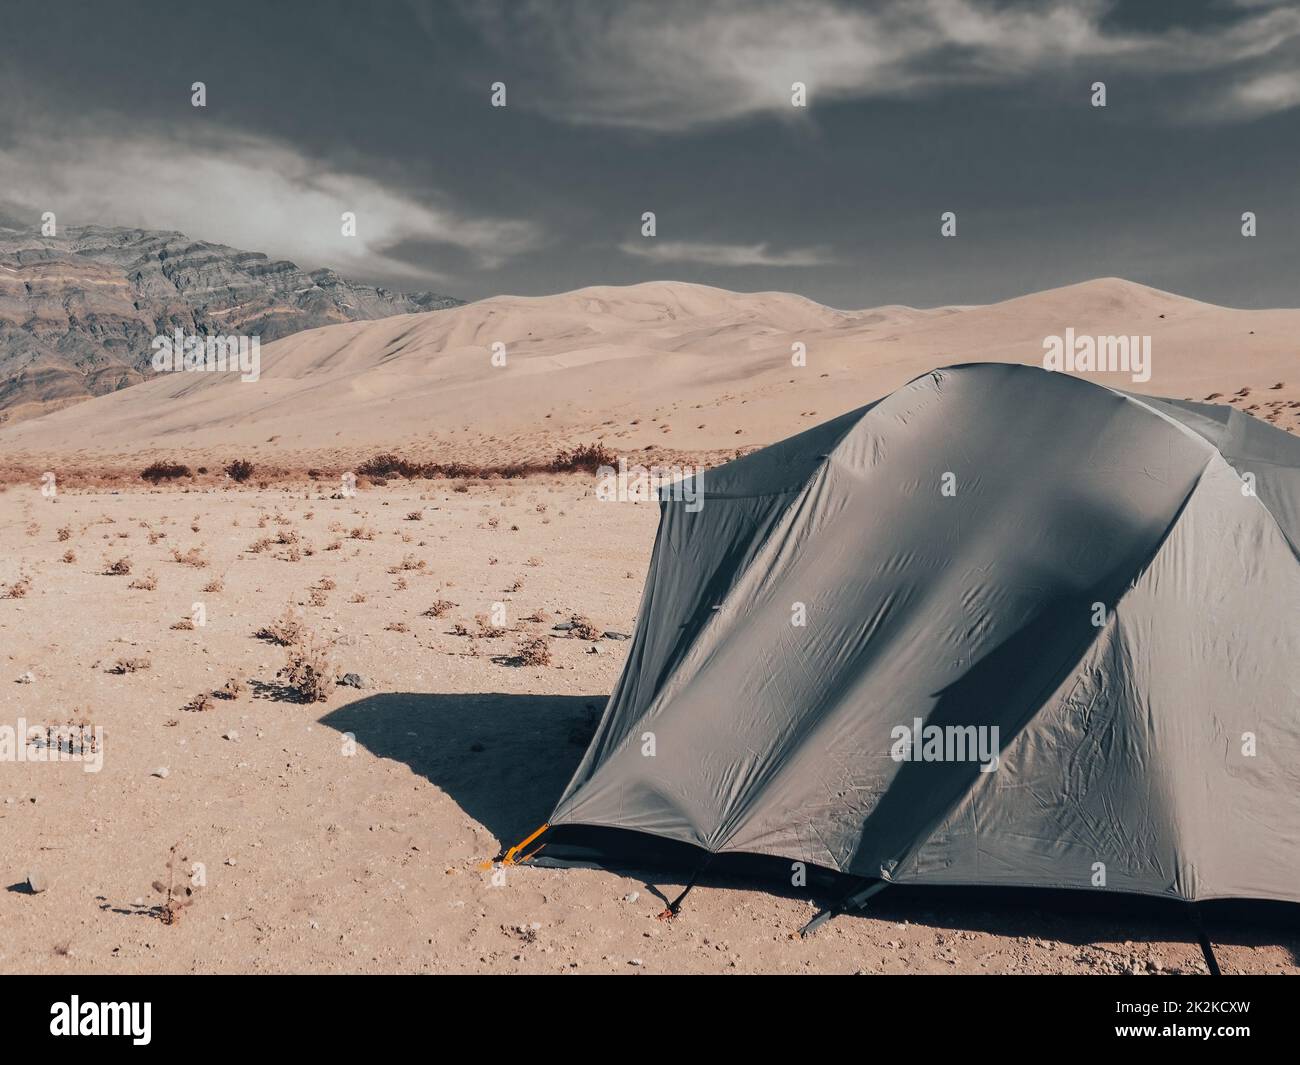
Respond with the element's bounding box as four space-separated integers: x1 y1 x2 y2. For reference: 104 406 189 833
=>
170 617 196 631
56 526 71 542
202 577 224 593
349 591 366 603
128 571 157 591
141 461 191 484
388 554 426 573
278 632 334 703
148 530 166 544
405 510 422 521
61 549 76 564
255 604 304 646
104 556 132 576
568 615 601 641
307 586 329 607
385 621 409 633
215 675 246 699
109 657 151 674
224 458 255 483
505 577 524 592
151 842 197 925
349 526 376 541
523 608 549 623
516 635 552 667
422 599 456 618
171 546 208 568
181 691 214 713
474 614 507 639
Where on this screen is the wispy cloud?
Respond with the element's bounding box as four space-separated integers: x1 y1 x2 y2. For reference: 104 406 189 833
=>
0 125 542 280
460 0 1300 130
619 239 833 267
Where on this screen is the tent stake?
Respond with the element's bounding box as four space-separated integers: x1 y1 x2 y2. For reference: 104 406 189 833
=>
657 856 711 920
1188 904 1222 976
799 879 888 938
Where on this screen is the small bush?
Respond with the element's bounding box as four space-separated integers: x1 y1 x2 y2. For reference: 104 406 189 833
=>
278 633 334 703
141 462 191 483
109 657 151 674
255 604 304 646
225 459 255 483
128 571 158 591
182 692 214 713
550 443 617 474
104 556 133 576
516 635 552 667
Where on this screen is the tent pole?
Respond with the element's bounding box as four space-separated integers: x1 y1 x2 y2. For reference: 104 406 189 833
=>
1188 904 1222 976
799 879 888 938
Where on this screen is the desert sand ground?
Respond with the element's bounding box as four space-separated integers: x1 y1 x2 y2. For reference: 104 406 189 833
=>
1 480 1296 975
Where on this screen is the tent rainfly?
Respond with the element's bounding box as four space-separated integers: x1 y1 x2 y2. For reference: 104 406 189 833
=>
508 364 1300 930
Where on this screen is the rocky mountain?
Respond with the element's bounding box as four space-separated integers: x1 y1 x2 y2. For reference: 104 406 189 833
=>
0 224 463 422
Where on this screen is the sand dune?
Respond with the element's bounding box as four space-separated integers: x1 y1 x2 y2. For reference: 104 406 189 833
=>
1 277 1295 472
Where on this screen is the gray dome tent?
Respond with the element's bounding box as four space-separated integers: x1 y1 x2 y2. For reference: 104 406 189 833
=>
523 364 1300 916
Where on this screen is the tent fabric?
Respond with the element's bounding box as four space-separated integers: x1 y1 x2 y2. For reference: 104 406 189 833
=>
550 363 1300 903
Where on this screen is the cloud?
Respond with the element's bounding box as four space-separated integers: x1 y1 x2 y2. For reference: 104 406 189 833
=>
459 0 1300 130
619 240 833 267
0 124 542 281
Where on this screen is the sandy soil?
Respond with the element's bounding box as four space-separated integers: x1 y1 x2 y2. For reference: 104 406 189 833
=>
2 482 1296 974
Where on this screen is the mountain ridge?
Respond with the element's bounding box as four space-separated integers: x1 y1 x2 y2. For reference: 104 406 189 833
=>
0 223 463 421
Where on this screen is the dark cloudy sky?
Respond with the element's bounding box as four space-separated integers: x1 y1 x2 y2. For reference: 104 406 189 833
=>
2 0 1297 308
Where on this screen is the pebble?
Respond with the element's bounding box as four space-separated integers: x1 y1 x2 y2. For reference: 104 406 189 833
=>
623 891 640 903
223 730 239 741
629 958 644 967
338 673 368 689
16 671 34 684
152 767 170 779
603 631 631 641
26 869 49 893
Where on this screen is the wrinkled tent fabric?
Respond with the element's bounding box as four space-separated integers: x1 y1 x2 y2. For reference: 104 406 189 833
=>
550 364 1300 903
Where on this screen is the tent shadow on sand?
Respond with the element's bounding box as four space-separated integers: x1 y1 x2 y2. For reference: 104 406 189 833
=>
320 691 601 850
318 691 1299 963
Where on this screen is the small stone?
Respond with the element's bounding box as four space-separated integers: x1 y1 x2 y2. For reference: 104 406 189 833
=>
629 958 644 967
603 631 631 641
223 730 239 741
152 767 170 779
338 672 367 689
623 891 640 903
552 622 575 631
16 671 34 684
26 869 49 893
587 645 601 654
225 857 237 867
